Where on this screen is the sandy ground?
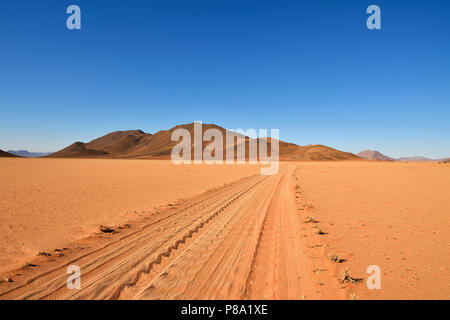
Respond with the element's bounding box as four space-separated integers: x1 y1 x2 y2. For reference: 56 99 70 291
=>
293 161 450 300
0 158 260 273
0 159 448 299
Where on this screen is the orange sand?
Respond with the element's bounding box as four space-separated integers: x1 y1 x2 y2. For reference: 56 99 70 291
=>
294 161 450 300
0 159 448 300
0 158 260 272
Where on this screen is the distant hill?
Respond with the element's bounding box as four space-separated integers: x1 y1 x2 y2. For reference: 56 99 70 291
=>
275 140 359 161
49 142 110 158
7 150 52 158
48 123 360 161
0 150 21 157
397 156 433 162
357 150 395 161
357 150 449 162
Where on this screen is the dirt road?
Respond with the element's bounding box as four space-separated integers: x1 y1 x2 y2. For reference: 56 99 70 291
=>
0 158 261 272
1 164 342 300
3 161 447 299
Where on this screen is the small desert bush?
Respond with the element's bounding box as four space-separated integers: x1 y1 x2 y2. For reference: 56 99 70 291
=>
304 216 318 223
340 268 362 284
328 253 343 263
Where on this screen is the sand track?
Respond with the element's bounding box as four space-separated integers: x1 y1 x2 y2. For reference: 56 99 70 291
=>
1 161 448 300
0 164 330 300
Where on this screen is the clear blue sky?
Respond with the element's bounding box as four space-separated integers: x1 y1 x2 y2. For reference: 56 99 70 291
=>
1 0 449 158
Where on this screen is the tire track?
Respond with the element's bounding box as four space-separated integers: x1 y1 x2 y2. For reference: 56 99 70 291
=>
0 174 267 300
1 164 330 300
129 172 283 299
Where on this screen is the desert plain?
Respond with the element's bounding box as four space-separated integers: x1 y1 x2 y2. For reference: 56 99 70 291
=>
0 158 448 299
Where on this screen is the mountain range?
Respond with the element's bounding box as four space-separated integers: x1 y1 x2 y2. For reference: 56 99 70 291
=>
397 156 434 162
2 124 447 161
356 150 395 161
7 150 52 158
47 123 360 161
0 150 21 157
357 150 447 162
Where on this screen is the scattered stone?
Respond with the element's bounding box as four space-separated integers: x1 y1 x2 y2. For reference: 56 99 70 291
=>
4 277 13 283
313 268 327 274
38 252 51 257
24 262 38 268
99 225 116 233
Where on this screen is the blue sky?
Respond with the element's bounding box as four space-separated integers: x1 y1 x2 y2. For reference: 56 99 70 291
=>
1 0 449 158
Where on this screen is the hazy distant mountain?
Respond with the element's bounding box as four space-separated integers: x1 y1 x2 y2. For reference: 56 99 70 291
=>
7 150 52 158
357 150 395 161
48 123 361 161
397 156 433 162
357 150 449 162
0 150 22 157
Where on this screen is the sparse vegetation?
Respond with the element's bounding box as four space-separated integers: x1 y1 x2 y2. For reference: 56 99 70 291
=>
328 253 343 263
340 268 362 284
304 216 318 223
349 293 358 300
313 268 327 274
299 202 313 209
